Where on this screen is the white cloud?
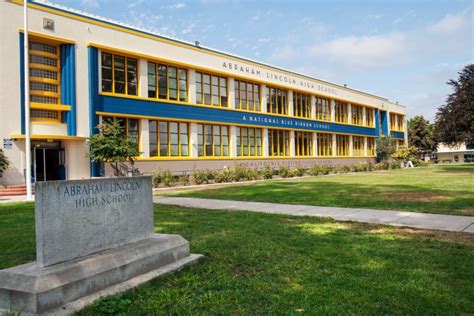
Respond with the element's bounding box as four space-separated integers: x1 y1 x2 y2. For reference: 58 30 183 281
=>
128 0 144 9
182 23 195 35
80 0 99 9
429 11 471 34
310 32 410 70
160 3 186 10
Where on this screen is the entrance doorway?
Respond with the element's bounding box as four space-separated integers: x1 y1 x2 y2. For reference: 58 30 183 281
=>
32 141 66 182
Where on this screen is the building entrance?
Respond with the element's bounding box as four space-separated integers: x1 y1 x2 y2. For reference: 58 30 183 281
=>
32 141 66 182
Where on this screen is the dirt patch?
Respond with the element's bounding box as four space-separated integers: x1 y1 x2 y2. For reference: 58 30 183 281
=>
375 191 448 202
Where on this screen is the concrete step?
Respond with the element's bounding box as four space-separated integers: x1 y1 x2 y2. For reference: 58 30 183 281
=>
7 184 27 189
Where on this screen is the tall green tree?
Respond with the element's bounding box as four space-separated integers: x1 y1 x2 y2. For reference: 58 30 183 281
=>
0 149 9 176
434 64 474 146
88 120 140 177
408 116 437 159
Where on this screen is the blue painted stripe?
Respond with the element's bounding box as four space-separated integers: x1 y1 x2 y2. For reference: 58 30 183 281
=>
19 33 25 135
88 46 101 177
391 131 405 139
98 95 378 137
60 44 77 135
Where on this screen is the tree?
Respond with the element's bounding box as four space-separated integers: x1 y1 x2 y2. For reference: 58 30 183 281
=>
408 116 437 159
376 136 395 162
88 120 140 177
0 149 9 177
392 145 417 163
434 64 474 146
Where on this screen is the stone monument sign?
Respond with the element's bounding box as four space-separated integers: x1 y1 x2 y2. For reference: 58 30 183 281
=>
0 177 201 315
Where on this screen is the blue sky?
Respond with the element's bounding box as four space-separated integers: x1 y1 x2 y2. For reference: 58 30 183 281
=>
50 0 473 121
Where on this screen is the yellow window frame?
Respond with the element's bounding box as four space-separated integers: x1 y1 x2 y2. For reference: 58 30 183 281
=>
237 126 263 157
266 86 289 116
196 71 228 107
101 50 139 96
151 120 189 157
234 79 261 112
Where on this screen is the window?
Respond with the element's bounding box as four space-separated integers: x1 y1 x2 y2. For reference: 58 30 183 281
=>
101 52 138 96
335 101 348 123
295 131 313 157
268 129 290 156
147 62 187 102
366 108 375 127
353 136 365 156
317 133 333 156
464 154 474 163
390 113 404 131
102 116 140 151
29 40 60 121
336 135 350 156
352 105 364 126
367 137 376 156
293 92 311 118
236 127 262 156
315 96 331 121
235 80 261 111
196 72 227 107
149 120 189 157
266 87 288 115
197 124 229 157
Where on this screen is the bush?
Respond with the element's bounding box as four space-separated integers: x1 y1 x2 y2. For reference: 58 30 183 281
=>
336 165 351 173
152 170 162 188
162 170 173 187
215 168 235 183
262 165 273 179
191 169 210 185
234 165 249 182
179 174 190 186
354 163 368 172
308 164 321 176
278 165 290 178
320 165 332 175
293 167 306 177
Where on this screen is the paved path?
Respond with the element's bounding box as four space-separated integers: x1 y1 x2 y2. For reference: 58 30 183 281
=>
154 196 474 233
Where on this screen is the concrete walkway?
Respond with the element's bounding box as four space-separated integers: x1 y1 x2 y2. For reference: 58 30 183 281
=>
154 196 474 233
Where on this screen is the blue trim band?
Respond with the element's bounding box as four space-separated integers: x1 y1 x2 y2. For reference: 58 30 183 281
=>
88 46 101 177
98 96 379 137
60 44 77 135
391 131 405 139
19 33 25 135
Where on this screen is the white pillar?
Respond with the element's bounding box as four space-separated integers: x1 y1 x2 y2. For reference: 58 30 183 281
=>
290 130 295 157
347 103 352 124
349 135 353 157
230 125 237 157
261 84 267 113
313 132 317 157
190 122 198 158
311 95 316 119
332 134 337 157
139 58 148 98
288 90 294 117
403 116 408 146
363 107 367 126
140 119 149 158
263 128 269 156
228 78 236 109
188 69 196 104
330 99 336 122
364 137 368 157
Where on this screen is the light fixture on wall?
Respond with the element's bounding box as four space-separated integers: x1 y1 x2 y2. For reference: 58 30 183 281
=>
195 40 200 47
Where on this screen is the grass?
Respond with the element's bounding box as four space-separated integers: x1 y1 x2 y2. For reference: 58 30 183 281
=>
0 202 473 315
170 165 474 216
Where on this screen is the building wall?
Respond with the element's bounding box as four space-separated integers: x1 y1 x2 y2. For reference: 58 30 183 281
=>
0 1 407 184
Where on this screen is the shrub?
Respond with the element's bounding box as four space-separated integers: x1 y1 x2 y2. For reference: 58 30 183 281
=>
179 174 190 186
336 165 351 173
293 167 306 177
191 169 209 185
320 165 332 175
205 169 216 181
262 165 273 179
234 165 249 182
354 163 368 172
308 164 321 176
215 168 235 183
152 170 162 188
278 165 290 178
162 170 173 187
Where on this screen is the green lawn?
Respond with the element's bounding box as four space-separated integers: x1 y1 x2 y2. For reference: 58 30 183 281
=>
171 165 474 216
1 202 473 315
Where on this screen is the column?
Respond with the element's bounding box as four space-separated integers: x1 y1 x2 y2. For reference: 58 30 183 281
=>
347 103 352 124
190 122 198 158
288 90 294 116
139 119 150 158
362 107 367 126
330 99 336 122
332 134 337 157
188 69 196 104
261 84 267 113
290 130 296 157
263 128 269 156
313 132 318 157
364 137 368 157
349 135 353 157
311 95 316 119
228 78 236 109
403 116 408 146
138 59 148 98
387 112 391 136
230 126 237 157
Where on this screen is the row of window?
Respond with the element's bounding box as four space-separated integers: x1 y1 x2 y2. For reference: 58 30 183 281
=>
102 116 377 158
390 113 404 131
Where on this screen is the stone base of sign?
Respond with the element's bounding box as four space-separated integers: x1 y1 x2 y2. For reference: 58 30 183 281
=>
0 234 202 315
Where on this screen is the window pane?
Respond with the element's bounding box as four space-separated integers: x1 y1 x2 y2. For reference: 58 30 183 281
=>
148 62 156 98
158 64 167 99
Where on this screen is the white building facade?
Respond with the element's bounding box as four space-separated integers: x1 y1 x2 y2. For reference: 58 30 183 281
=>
0 0 407 185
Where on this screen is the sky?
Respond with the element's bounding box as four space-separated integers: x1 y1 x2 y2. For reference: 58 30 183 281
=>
50 0 473 121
